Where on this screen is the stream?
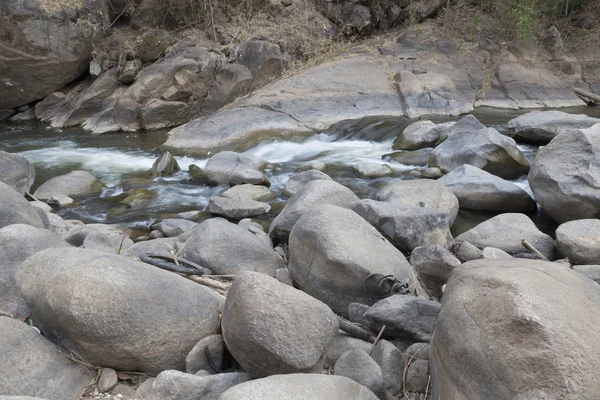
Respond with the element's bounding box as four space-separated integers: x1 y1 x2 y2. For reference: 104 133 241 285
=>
2 106 600 236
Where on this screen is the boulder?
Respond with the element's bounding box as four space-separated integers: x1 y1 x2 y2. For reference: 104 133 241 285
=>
82 229 134 254
221 271 339 377
429 128 529 179
270 180 360 242
207 197 271 219
334 350 385 399
455 213 554 260
288 205 414 314
528 124 600 223
405 360 429 394
438 165 536 212
393 120 439 151
282 170 333 197
204 152 268 185
65 223 127 247
453 240 483 263
16 248 221 374
139 29 174 63
0 151 35 195
353 162 393 178
179 218 284 276
370 339 405 397
154 219 198 237
141 100 190 131
555 219 600 265
123 237 181 259
353 200 453 252
201 64 253 114
33 171 105 201
0 0 105 110
0 224 70 319
375 180 459 226
152 152 181 177
0 317 91 399
229 168 270 187
573 265 600 284
431 259 600 400
350 295 440 342
507 110 600 144
0 181 43 229
324 333 373 366
98 368 118 393
148 370 251 400
405 343 431 361
436 115 487 142
186 335 224 375
221 184 275 202
410 245 461 299
45 214 84 238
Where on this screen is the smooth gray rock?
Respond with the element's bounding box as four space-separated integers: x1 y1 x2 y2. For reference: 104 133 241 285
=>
29 201 52 213
0 316 91 399
220 374 379 400
393 120 440 151
204 152 268 185
528 124 600 223
98 368 118 393
221 184 275 201
229 168 270 187
455 213 554 260
370 339 405 397
16 248 221 374
186 335 224 375
0 151 35 195
453 240 483 262
207 197 270 219
436 115 487 142
410 245 461 299
82 229 133 254
354 200 453 252
152 152 181 177
334 350 385 399
282 170 332 197
0 181 43 229
405 343 431 361
0 224 70 319
405 360 429 394
429 128 530 179
573 265 600 284
555 219 600 265
431 259 600 400
155 219 198 237
376 180 459 226
350 295 440 342
482 247 514 259
507 110 600 144
179 218 284 276
438 165 536 212
289 205 414 315
269 180 360 242
353 162 393 178
324 333 373 367
45 214 84 238
222 272 338 377
149 370 251 400
123 237 181 259
33 171 105 201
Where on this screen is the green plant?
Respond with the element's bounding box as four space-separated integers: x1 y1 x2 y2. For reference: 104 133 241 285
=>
498 0 536 42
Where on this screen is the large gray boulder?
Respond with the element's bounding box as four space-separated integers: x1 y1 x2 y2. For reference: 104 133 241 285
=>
148 370 251 400
393 120 442 151
429 128 530 179
0 224 69 319
0 151 35 195
33 171 105 201
438 165 536 212
375 180 459 226
431 259 600 400
0 316 91 399
0 0 105 110
221 272 339 377
269 180 360 242
0 181 43 229
353 199 453 252
152 152 181 177
288 205 414 314
528 124 600 223
220 374 379 400
507 110 600 144
555 219 600 265
179 218 284 276
204 152 268 185
455 213 554 260
16 248 221 374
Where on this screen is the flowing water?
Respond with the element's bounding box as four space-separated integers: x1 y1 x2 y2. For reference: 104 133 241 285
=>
2 106 600 234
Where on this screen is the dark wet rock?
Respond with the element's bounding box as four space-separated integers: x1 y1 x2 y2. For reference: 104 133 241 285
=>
0 151 35 195
555 219 600 265
0 181 43 229
33 171 105 201
507 110 600 144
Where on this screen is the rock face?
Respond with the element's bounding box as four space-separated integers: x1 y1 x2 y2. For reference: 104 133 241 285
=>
507 110 600 144
33 171 105 201
179 218 284 276
429 128 529 179
455 213 554 260
528 124 600 223
0 181 43 229
288 205 414 314
221 272 339 377
0 151 35 195
438 165 536 212
555 219 600 265
0 224 70 319
220 374 379 400
431 259 600 400
0 317 92 399
270 180 360 242
376 180 459 226
16 248 221 374
0 0 105 110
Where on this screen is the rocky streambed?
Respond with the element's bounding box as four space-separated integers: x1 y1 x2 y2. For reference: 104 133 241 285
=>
1 107 600 400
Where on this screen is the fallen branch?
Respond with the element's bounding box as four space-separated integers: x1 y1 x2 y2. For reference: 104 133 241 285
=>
182 274 231 292
369 325 386 355
521 240 549 261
